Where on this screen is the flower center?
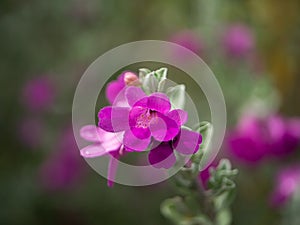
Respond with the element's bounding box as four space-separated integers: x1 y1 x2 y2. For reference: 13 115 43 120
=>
136 110 156 128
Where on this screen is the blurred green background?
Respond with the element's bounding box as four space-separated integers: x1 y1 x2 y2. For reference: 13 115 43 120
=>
1 0 300 225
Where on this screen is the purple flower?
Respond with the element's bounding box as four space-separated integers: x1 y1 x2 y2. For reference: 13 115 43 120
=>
80 75 203 182
79 125 127 187
105 71 138 105
228 114 300 164
148 128 202 169
39 127 84 191
227 115 268 164
267 116 300 156
21 76 56 112
222 24 254 58
270 166 300 207
99 86 183 152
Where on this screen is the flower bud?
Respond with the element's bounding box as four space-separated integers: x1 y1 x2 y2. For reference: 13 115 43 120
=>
124 72 140 86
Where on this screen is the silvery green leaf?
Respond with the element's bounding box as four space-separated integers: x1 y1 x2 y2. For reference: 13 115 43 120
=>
158 78 175 93
161 197 213 225
142 72 159 94
138 68 151 83
217 159 232 171
191 122 213 166
213 185 236 210
161 197 187 224
207 159 238 210
155 67 168 81
198 121 213 153
166 84 186 109
215 208 232 225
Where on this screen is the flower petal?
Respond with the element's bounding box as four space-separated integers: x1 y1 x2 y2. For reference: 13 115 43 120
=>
130 127 151 139
80 125 124 153
147 93 171 113
167 109 188 126
101 133 123 152
123 130 151 151
80 125 102 142
105 79 125 104
80 144 116 158
173 129 202 155
150 113 179 141
98 106 130 132
129 107 151 139
125 86 147 106
107 154 119 187
148 142 176 169
112 88 130 107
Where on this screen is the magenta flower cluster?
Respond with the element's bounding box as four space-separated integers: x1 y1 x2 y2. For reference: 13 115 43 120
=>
228 114 300 164
80 71 202 186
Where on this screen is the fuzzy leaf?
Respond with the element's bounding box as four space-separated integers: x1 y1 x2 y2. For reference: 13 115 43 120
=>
197 121 213 153
155 67 168 81
215 208 232 225
166 84 186 109
138 68 151 83
207 159 238 210
191 122 213 166
161 197 213 225
142 72 159 94
158 78 175 93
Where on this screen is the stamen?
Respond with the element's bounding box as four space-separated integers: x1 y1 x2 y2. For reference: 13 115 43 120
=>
136 110 156 128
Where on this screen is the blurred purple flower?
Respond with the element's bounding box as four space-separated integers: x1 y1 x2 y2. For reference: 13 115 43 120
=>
21 76 56 112
222 24 254 58
99 86 182 152
18 117 44 149
79 125 128 187
170 31 204 59
228 114 300 164
270 166 300 207
228 115 268 164
267 116 300 156
148 128 202 169
105 71 138 105
39 127 84 191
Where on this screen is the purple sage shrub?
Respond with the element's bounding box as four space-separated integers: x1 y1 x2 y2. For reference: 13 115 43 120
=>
228 114 300 165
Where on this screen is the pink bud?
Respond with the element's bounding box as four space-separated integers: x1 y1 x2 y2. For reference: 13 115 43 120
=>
123 72 139 86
